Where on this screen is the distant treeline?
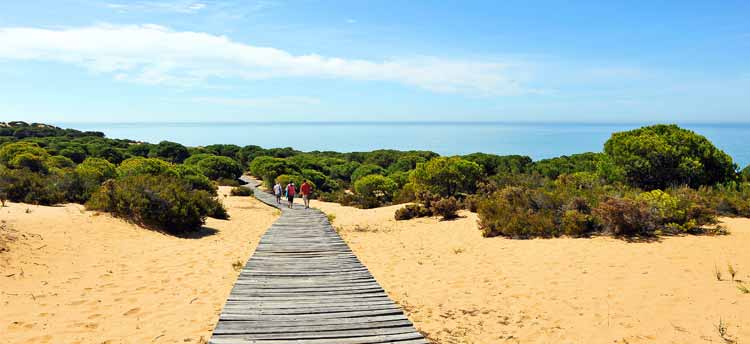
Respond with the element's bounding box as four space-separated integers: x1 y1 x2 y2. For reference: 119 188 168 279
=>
1 121 749 238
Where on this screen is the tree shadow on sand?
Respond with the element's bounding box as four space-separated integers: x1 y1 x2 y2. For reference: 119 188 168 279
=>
172 226 219 239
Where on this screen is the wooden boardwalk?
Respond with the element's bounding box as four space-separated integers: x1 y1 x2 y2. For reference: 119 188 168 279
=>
209 181 427 344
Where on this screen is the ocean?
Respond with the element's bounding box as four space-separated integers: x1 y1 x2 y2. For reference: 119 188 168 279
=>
57 122 750 167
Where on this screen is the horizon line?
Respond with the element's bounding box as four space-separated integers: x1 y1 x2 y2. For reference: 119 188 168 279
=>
49 120 750 126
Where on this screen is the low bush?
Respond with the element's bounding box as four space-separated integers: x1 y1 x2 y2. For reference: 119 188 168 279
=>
351 164 386 183
394 204 431 220
593 197 656 236
47 155 75 169
431 197 460 220
462 194 481 212
0 167 65 205
9 152 48 173
196 155 243 180
117 157 172 177
336 192 358 206
169 164 217 195
742 165 750 182
230 186 254 196
635 189 717 234
216 178 241 186
183 153 214 165
697 183 750 217
86 174 227 234
477 186 557 238
353 174 397 208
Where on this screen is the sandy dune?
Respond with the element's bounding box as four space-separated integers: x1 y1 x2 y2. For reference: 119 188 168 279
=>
2 185 749 344
311 199 750 344
0 187 279 344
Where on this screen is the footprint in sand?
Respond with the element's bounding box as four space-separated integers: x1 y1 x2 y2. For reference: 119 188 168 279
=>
123 307 140 316
69 300 86 306
87 313 102 319
24 334 52 344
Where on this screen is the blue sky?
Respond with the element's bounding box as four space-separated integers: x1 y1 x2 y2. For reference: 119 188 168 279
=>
0 0 748 123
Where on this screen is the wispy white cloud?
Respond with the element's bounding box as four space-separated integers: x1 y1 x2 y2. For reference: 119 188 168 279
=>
192 96 321 107
346 18 356 24
105 1 208 14
0 24 536 95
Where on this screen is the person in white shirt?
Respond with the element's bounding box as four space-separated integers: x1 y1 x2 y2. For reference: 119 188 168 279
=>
273 182 282 204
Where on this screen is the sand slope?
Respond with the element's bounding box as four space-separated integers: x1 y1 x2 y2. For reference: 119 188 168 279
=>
312 199 750 344
0 187 279 344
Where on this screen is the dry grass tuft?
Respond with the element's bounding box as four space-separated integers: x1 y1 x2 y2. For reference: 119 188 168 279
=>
232 260 243 272
727 263 737 281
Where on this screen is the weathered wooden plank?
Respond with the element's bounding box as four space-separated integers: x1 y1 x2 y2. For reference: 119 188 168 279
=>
213 319 414 334
210 332 426 344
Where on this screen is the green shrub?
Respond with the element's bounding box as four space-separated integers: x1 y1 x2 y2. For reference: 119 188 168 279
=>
431 197 460 220
9 152 48 173
555 172 600 190
386 154 428 174
477 186 557 238
150 141 189 163
169 164 217 195
329 161 361 181
236 145 266 166
183 153 214 165
394 203 432 220
636 189 718 234
275 174 304 190
77 157 117 181
203 144 241 158
0 166 65 205
117 157 172 177
86 175 226 234
351 164 386 183
0 141 50 166
394 182 417 203
196 155 243 180
216 178 241 186
301 168 336 192
64 158 118 202
710 183 750 216
532 152 601 179
463 153 532 175
410 157 482 197
87 144 125 164
603 124 736 189
741 165 750 182
336 191 358 206
249 156 297 187
230 186 254 196
462 194 481 212
126 143 153 157
561 210 593 236
59 146 88 163
47 155 75 169
353 174 397 208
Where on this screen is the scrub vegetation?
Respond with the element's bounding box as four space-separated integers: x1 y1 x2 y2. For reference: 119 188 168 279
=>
1 121 748 238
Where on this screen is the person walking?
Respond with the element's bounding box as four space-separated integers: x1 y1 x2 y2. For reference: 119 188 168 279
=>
300 180 312 209
273 181 282 205
286 182 296 209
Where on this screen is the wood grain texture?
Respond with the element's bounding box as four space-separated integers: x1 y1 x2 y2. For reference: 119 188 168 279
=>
209 178 426 344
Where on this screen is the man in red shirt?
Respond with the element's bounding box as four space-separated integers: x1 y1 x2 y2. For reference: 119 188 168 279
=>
300 180 312 209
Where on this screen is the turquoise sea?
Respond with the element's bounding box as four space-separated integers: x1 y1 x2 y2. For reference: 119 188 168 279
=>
58 122 750 167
